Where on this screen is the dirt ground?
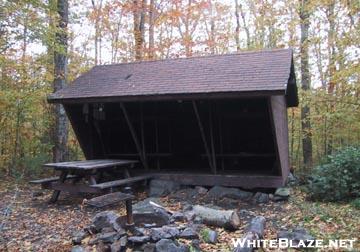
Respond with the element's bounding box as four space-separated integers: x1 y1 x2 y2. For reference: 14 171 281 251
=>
0 179 359 252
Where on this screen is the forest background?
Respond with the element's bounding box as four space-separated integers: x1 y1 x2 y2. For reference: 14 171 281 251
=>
0 0 359 179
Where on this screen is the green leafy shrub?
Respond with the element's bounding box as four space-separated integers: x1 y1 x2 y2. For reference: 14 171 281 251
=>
350 198 360 209
307 146 360 202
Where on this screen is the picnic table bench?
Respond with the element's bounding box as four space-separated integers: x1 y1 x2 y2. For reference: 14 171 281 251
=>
30 159 152 204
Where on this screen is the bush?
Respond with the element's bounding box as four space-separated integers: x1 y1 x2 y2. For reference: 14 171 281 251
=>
307 146 360 202
350 198 360 209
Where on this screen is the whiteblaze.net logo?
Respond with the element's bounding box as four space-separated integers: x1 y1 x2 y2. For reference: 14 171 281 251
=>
231 238 357 249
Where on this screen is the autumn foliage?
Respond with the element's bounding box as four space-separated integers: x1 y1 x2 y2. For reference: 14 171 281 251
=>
0 0 359 177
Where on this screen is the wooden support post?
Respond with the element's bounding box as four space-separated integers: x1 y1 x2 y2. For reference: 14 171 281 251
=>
267 98 280 174
192 101 214 172
123 187 134 229
49 170 68 203
93 120 107 157
89 105 94 158
208 102 217 174
216 103 225 171
155 120 160 170
140 103 146 160
120 103 149 170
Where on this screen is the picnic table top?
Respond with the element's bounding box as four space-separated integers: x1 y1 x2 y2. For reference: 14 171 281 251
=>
43 159 138 170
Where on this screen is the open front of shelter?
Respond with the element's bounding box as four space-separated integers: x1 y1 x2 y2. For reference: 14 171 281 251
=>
49 49 298 189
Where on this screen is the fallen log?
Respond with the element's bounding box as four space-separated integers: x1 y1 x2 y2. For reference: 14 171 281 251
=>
192 205 240 230
233 216 266 252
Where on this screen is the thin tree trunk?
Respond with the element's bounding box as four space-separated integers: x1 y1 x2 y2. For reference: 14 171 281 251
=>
133 0 146 60
184 0 192 57
208 0 215 54
299 0 313 171
234 0 240 51
91 0 102 65
239 3 250 49
326 0 336 155
148 0 155 59
53 0 69 162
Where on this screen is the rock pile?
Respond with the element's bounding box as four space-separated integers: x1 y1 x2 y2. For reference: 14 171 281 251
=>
70 180 295 251
71 204 219 252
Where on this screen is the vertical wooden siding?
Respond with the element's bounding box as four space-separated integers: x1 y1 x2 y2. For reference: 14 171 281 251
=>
270 95 290 184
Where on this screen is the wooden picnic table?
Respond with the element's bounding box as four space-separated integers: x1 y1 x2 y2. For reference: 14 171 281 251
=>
32 159 138 203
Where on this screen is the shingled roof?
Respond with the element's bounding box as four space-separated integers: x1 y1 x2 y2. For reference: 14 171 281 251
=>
48 48 298 106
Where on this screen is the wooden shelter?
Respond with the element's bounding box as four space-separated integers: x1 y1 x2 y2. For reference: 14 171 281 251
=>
48 49 298 188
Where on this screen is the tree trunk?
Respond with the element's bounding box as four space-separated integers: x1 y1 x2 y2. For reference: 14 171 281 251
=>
133 0 146 61
239 3 250 49
192 205 240 230
53 0 68 162
234 0 240 51
299 0 313 171
326 0 336 155
148 0 155 59
91 0 103 65
208 0 215 54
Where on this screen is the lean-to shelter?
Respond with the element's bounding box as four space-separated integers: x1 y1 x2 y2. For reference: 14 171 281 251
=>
48 48 298 188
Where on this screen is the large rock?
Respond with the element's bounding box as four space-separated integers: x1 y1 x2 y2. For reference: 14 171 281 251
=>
128 235 150 244
286 172 299 186
200 228 218 244
190 239 201 252
274 187 290 197
89 232 122 245
171 212 186 222
179 227 198 240
150 226 180 241
142 243 156 252
92 211 123 232
72 230 89 245
133 197 163 213
233 216 266 252
195 186 208 195
156 239 188 252
96 241 110 252
71 246 86 252
170 188 198 203
206 186 253 200
252 192 269 204
206 230 218 244
111 236 127 252
131 198 171 227
247 216 266 238
149 179 180 196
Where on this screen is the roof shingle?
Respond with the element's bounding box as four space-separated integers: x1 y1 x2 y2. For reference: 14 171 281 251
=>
48 48 297 106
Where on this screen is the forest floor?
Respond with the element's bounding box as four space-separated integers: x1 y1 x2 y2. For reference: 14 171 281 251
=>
0 178 359 252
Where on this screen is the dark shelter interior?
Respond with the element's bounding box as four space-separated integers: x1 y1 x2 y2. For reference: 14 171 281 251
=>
65 97 280 176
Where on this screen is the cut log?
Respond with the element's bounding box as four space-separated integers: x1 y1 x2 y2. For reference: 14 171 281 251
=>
192 205 240 230
233 216 266 252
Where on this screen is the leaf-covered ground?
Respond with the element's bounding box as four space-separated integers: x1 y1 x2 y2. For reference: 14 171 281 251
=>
0 179 359 251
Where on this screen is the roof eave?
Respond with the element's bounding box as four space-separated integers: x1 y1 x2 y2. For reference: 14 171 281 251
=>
47 89 286 104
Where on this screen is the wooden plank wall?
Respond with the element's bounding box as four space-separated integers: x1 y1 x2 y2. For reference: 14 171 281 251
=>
270 95 290 184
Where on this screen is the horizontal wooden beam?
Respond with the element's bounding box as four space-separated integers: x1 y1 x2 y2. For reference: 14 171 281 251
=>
90 175 154 189
147 173 284 189
29 175 78 184
42 182 101 193
200 153 275 158
107 153 172 157
48 90 285 104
